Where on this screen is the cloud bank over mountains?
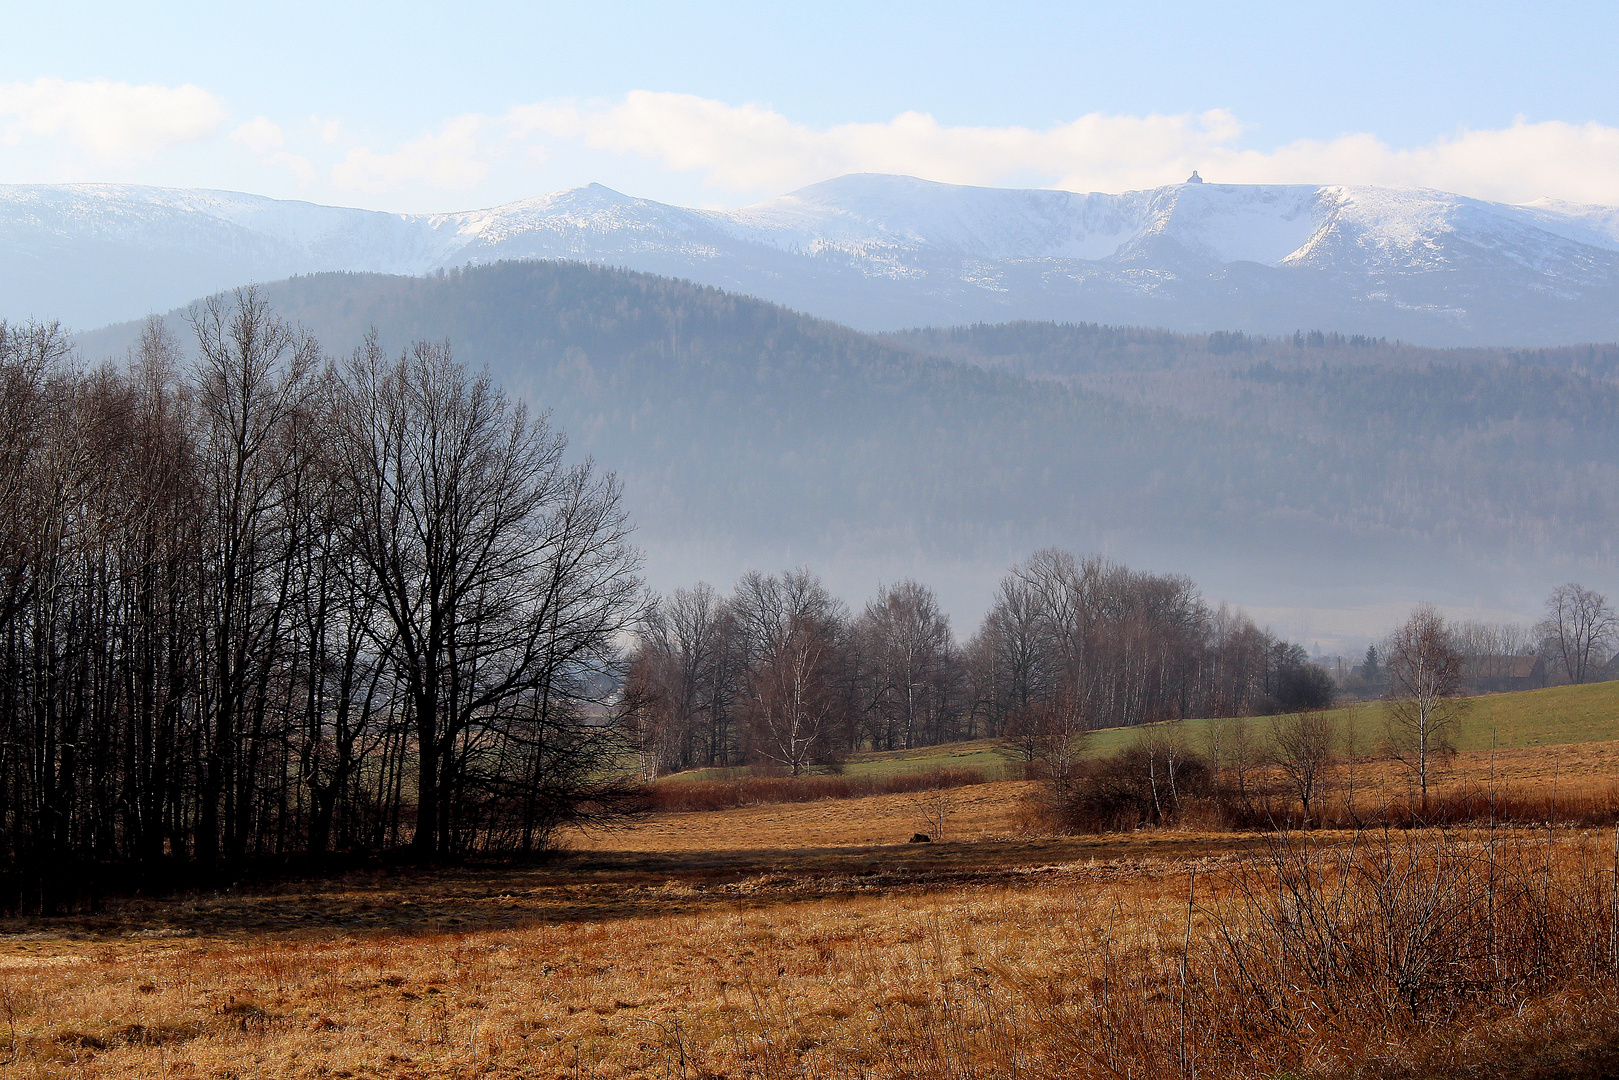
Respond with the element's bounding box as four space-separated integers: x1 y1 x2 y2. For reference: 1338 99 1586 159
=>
2 78 1617 212
510 93 1619 209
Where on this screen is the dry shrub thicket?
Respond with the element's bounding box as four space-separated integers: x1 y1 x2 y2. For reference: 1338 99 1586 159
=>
1051 697 1619 836
1060 755 1619 835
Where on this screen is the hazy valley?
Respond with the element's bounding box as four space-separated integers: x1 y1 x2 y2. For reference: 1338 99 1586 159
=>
75 260 1619 647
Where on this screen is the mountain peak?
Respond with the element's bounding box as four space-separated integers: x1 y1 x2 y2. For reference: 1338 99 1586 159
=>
7 174 1619 345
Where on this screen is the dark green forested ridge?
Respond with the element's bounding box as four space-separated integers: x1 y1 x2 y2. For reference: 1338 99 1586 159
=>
101 264 1332 555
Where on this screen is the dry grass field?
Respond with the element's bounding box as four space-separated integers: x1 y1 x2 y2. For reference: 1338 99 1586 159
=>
0 816 1272 1080
7 686 1619 1079
577 780 1044 851
1280 736 1619 820
4 822 1617 1080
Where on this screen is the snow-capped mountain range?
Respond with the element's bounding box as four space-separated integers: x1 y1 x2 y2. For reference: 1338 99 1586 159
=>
8 173 1619 344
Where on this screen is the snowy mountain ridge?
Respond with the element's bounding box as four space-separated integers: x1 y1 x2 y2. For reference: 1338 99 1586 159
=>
7 174 1619 344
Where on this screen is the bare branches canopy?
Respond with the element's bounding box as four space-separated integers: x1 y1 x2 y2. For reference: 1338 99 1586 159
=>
625 550 1334 778
1384 604 1467 800
1539 584 1618 685
0 291 642 900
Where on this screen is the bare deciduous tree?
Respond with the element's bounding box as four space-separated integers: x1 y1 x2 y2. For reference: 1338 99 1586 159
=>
966 572 1048 738
731 569 848 776
191 288 320 864
1268 711 1336 825
334 334 641 856
1385 605 1466 804
854 579 954 750
1539 584 1618 685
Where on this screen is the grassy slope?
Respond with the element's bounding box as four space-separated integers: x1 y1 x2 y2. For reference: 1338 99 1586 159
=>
659 679 1619 783
1080 678 1619 758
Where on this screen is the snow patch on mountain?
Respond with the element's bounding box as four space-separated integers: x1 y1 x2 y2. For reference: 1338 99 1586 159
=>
6 174 1619 344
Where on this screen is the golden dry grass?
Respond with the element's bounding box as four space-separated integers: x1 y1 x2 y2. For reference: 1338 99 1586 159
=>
1277 738 1619 801
6 745 1619 1079
0 828 1262 1079
570 780 1046 851
6 828 1618 1080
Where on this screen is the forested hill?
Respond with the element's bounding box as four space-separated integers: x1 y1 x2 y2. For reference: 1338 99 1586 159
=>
891 320 1619 605
892 322 1619 378
76 261 1619 638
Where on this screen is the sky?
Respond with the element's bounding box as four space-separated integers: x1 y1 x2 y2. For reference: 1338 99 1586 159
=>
3 1 1617 214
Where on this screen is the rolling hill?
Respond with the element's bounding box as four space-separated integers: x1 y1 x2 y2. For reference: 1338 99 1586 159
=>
75 261 1619 645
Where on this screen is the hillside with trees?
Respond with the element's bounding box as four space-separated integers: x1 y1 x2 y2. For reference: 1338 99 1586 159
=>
78 261 1619 628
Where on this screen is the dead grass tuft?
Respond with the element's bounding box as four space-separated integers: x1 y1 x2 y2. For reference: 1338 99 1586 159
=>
114 1020 203 1046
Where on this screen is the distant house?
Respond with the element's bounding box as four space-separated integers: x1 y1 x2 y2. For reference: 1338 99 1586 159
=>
1464 654 1547 693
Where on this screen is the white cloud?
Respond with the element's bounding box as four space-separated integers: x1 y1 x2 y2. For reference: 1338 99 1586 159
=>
230 118 316 184
0 77 226 159
313 116 344 145
1211 121 1619 206
35 80 1591 208
331 115 491 193
231 117 283 158
505 92 1619 206
509 92 1244 194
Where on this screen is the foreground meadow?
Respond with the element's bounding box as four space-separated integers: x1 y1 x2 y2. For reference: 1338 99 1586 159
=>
5 757 1619 1079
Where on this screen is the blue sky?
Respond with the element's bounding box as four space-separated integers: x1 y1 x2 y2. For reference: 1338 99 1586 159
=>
3 0 1616 212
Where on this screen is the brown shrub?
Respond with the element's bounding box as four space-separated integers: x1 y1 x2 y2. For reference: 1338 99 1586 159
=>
114 1021 202 1046
1062 746 1214 832
1225 782 1619 832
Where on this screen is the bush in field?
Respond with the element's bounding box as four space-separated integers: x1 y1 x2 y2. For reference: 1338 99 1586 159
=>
1063 739 1214 831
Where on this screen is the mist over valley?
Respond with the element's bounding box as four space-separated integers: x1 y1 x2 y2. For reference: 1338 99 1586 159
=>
73 257 1619 650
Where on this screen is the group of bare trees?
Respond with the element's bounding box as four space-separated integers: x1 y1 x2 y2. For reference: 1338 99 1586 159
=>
0 293 641 894
1349 584 1617 697
1072 592 1619 832
1539 583 1619 685
625 550 1330 777
1261 598 1572 822
1381 590 1616 797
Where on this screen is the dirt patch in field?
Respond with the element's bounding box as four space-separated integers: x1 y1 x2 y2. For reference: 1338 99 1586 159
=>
0 829 1267 942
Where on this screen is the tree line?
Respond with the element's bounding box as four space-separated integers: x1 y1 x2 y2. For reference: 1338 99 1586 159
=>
891 320 1619 379
1339 582 1618 698
0 292 641 905
1059 592 1618 833
624 550 1333 778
